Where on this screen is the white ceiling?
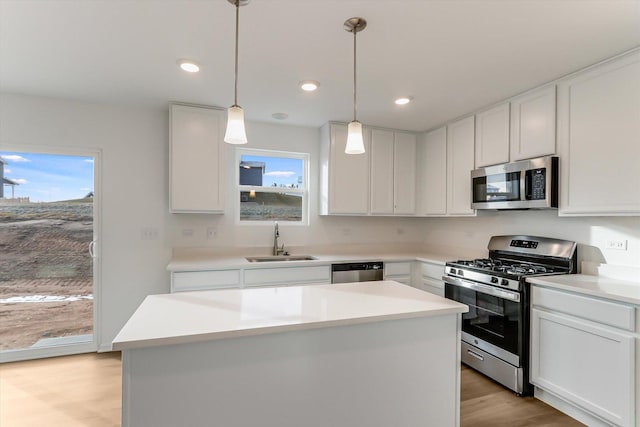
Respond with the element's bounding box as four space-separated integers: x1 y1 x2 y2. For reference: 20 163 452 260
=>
1 0 639 132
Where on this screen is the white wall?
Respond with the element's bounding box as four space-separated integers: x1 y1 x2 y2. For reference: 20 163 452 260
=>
0 93 171 351
421 210 640 270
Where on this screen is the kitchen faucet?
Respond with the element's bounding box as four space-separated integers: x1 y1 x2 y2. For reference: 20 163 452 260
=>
272 222 286 256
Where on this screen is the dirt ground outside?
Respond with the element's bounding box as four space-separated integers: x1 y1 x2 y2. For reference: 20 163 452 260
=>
0 202 93 351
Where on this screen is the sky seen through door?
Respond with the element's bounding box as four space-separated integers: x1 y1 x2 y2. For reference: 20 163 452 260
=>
1 152 93 202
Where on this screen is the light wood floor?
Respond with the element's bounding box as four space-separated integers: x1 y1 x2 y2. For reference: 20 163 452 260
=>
1 353 584 426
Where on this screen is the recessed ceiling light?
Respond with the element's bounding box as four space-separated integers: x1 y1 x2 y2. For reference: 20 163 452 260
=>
300 80 320 92
394 96 413 105
272 113 289 120
177 59 200 73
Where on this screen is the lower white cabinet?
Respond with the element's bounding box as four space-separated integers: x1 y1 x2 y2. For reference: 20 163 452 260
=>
384 262 412 285
244 266 330 287
413 261 445 297
531 285 637 427
172 270 241 292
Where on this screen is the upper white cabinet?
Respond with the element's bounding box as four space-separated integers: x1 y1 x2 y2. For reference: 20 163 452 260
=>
370 129 395 214
370 129 417 215
417 126 447 216
447 116 476 216
557 50 640 216
393 132 417 215
319 122 370 215
170 104 225 213
320 123 416 216
510 84 556 161
475 102 510 167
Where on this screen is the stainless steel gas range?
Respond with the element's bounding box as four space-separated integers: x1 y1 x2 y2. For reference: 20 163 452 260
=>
443 235 577 396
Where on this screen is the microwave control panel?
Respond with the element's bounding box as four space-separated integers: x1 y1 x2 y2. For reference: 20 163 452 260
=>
527 168 546 200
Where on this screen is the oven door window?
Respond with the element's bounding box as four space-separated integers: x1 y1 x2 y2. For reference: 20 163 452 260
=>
473 172 521 203
446 284 521 355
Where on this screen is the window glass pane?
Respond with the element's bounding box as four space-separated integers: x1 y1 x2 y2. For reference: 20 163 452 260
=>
239 155 304 189
240 190 302 222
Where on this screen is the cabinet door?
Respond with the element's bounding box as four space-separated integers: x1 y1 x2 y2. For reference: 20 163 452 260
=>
531 308 635 427
393 132 417 215
170 104 225 213
370 129 395 214
510 84 556 161
328 124 370 214
558 50 640 215
447 116 476 216
475 103 510 167
418 127 447 216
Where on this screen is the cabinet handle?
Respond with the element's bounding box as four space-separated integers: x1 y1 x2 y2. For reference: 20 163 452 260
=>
467 349 484 361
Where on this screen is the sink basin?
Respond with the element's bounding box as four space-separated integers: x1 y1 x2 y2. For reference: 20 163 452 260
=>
245 255 317 263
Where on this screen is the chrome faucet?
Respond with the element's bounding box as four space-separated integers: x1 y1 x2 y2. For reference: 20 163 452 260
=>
272 222 285 256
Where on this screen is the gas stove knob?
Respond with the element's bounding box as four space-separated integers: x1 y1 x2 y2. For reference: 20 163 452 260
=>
491 277 498 284
458 270 464 276
501 279 509 287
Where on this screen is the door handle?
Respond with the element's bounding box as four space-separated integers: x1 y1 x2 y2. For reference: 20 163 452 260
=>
89 241 96 258
467 349 484 361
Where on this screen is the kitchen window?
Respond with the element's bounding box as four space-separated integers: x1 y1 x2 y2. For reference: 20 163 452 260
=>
236 149 309 224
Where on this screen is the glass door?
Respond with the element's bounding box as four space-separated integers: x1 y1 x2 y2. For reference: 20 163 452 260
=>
0 149 99 362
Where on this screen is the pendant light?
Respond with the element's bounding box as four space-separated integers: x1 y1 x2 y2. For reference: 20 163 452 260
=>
344 17 367 155
224 0 249 145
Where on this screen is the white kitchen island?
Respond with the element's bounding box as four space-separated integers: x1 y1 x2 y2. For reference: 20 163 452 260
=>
113 281 468 427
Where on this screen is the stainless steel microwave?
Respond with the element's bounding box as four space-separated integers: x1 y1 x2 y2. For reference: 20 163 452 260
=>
471 156 558 210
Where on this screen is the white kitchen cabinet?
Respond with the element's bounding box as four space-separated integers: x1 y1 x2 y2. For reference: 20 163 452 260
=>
370 129 395 214
557 49 640 216
171 270 241 292
244 266 331 287
447 116 476 216
393 132 417 215
319 122 371 215
384 262 412 285
370 130 417 215
475 102 510 167
417 126 447 216
413 261 445 297
531 285 637 427
510 84 556 161
170 104 226 213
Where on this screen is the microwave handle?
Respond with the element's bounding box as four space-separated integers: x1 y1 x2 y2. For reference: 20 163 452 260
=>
522 171 529 201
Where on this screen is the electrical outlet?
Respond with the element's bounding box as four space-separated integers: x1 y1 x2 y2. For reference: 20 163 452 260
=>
606 239 627 250
141 227 158 240
182 228 194 237
206 227 217 239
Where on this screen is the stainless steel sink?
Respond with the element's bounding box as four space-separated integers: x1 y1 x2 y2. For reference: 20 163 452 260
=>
245 255 317 263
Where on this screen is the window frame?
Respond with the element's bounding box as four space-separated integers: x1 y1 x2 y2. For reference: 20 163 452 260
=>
235 148 309 226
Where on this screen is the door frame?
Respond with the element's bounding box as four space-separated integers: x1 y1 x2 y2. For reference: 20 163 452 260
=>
0 144 102 363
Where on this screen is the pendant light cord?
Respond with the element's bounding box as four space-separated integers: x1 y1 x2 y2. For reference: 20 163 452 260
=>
234 0 240 106
353 29 357 122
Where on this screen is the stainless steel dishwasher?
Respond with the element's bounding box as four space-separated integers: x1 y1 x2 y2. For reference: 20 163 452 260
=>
331 262 384 283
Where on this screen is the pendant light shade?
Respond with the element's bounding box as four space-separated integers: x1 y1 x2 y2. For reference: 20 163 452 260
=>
224 0 249 145
344 17 367 155
345 120 365 154
224 105 247 144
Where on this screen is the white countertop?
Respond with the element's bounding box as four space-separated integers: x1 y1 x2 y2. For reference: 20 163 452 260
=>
167 251 453 272
528 274 640 305
112 281 468 351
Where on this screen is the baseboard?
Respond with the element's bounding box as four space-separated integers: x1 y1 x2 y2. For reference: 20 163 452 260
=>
534 387 615 427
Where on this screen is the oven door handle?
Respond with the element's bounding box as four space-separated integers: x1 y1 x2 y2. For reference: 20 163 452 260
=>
442 276 521 302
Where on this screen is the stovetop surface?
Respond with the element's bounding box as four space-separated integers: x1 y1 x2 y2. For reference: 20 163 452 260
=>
446 258 569 280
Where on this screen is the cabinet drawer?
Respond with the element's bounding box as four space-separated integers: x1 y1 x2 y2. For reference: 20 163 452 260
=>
172 270 240 292
532 286 635 331
385 262 412 276
421 262 445 280
244 266 331 287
